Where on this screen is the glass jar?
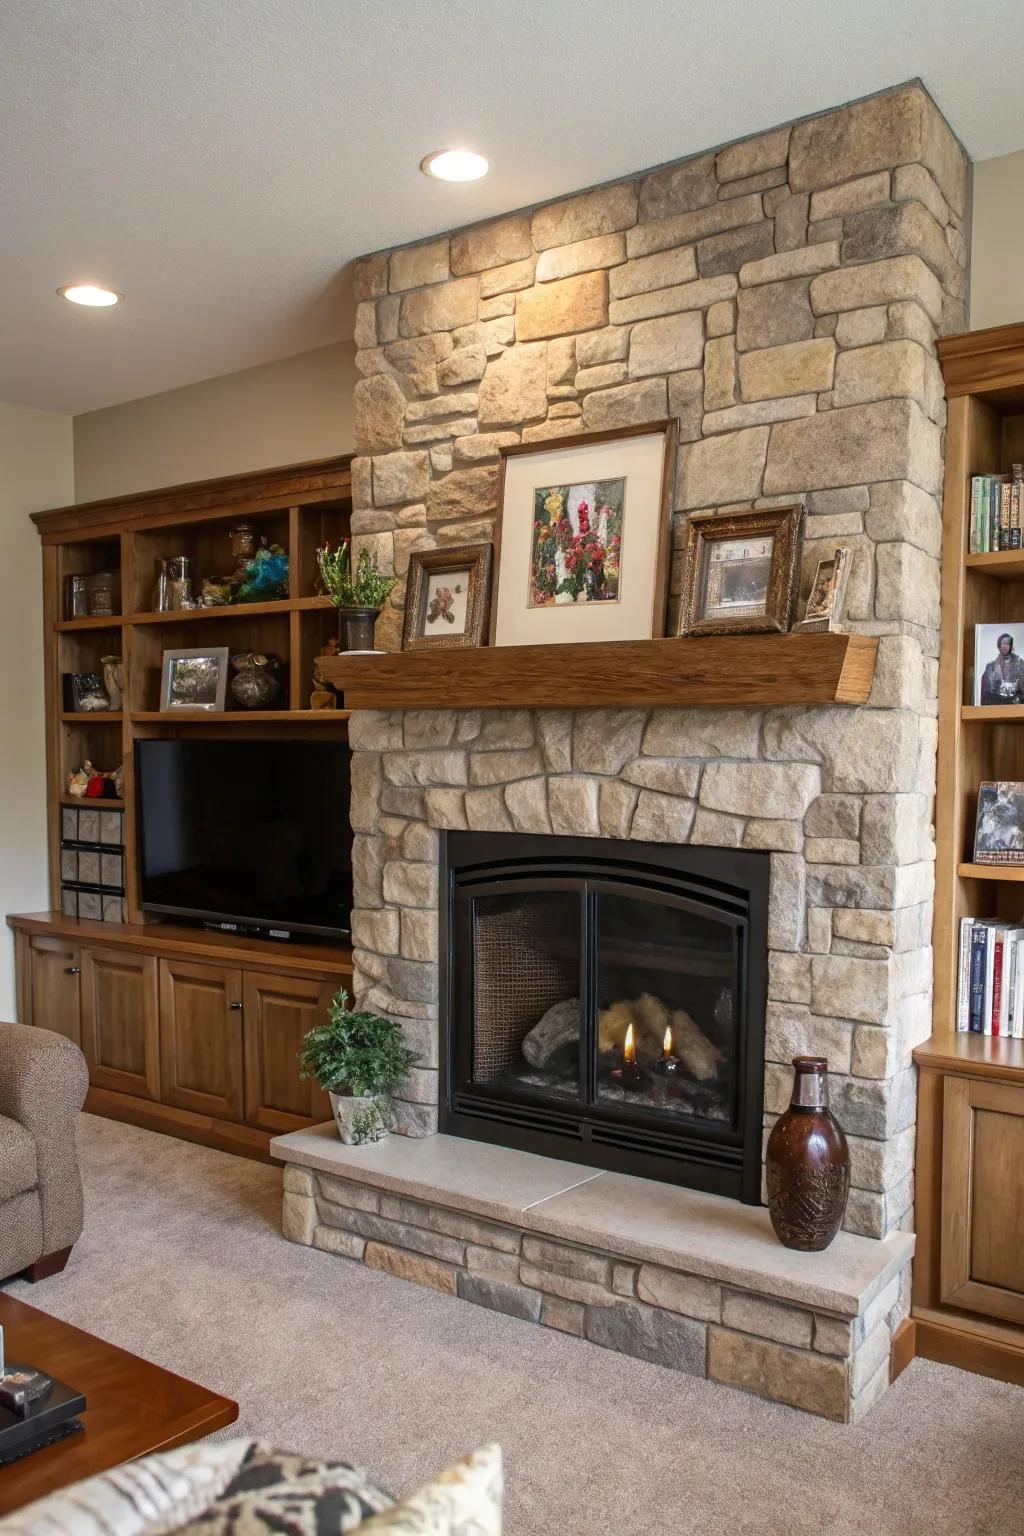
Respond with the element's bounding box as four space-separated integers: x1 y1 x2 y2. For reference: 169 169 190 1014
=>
87 570 120 617
66 574 90 619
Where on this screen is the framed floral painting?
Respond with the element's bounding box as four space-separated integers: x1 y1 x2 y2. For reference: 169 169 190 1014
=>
491 422 677 647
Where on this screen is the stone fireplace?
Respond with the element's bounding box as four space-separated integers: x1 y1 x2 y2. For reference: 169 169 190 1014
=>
274 80 970 1421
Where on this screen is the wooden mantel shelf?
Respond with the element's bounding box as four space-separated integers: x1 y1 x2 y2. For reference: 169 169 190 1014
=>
319 632 878 711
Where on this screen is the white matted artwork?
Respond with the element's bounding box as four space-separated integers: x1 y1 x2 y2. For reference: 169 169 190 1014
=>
424 570 469 636
491 423 676 647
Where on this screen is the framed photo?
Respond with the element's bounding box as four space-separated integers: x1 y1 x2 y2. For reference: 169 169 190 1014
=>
795 547 852 633
62 672 110 712
974 624 1024 706
402 544 492 651
974 781 1024 864
677 505 803 637
160 647 229 712
491 422 677 647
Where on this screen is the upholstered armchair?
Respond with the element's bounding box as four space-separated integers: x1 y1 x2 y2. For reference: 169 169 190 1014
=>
0 1021 88 1282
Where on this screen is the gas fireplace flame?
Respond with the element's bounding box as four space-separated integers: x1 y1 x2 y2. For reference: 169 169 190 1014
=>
623 1021 636 1065
663 1024 673 1057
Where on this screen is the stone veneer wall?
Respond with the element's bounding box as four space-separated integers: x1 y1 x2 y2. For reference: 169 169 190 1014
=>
344 83 969 1243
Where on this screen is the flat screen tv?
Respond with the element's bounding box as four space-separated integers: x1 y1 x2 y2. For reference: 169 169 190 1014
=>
136 739 352 939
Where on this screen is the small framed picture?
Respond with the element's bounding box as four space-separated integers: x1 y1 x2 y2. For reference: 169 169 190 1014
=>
677 505 803 637
62 672 110 712
974 625 1024 706
974 781 1024 864
160 647 230 712
402 544 492 651
795 547 852 633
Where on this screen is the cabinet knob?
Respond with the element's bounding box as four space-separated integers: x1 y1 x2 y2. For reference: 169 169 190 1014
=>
65 966 80 976
229 1001 243 1010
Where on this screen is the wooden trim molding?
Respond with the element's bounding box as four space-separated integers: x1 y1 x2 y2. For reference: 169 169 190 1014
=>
889 1316 916 1382
914 1315 1024 1388
936 320 1024 399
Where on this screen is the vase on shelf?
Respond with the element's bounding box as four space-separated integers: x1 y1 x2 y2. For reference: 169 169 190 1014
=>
336 605 380 653
152 558 171 612
229 652 283 710
765 1056 850 1252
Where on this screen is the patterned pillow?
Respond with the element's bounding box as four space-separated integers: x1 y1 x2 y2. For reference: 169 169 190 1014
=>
357 1445 503 1536
171 1442 394 1533
0 1438 254 1536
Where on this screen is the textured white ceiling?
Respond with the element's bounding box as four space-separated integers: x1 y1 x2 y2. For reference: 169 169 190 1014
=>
3 0 1023 415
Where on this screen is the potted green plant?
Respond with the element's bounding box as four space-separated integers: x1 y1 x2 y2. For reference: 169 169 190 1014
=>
299 988 415 1145
316 540 397 652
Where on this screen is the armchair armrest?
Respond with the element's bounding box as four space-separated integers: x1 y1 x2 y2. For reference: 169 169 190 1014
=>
0 1023 88 1254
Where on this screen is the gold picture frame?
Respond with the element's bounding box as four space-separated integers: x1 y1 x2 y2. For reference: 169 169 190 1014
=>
677 505 803 637
402 544 493 651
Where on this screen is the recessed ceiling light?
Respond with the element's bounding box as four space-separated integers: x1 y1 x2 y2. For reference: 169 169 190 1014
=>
58 284 121 307
421 149 488 182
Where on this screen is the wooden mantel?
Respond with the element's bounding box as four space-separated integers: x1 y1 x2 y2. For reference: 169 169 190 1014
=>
319 632 878 711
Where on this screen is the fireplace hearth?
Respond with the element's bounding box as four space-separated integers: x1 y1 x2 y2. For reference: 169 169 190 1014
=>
440 831 768 1202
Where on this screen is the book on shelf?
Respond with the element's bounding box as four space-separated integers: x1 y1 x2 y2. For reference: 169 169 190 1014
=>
957 915 1024 1036
969 466 1023 553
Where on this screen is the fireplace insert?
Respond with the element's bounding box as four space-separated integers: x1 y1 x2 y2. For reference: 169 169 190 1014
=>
439 831 769 1202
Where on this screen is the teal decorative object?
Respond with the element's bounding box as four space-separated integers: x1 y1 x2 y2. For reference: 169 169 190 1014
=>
235 543 289 602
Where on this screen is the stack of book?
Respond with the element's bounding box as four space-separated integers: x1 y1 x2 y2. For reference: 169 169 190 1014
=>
969 465 1024 553
957 917 1024 1035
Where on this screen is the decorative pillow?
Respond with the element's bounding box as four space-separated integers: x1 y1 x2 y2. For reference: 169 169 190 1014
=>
171 1441 394 1533
358 1445 503 1536
0 1438 255 1536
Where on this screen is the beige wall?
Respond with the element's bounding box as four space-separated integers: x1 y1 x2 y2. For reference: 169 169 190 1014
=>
0 404 74 1017
73 341 356 502
970 150 1024 331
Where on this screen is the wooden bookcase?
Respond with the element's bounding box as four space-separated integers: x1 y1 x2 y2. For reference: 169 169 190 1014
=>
8 456 356 1160
914 322 1024 1384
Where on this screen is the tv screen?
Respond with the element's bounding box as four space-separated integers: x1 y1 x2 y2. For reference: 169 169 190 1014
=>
136 739 352 938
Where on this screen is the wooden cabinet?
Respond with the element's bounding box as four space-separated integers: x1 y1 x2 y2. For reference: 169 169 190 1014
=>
81 948 160 1101
159 959 245 1123
940 1074 1024 1327
243 971 333 1132
24 935 82 1045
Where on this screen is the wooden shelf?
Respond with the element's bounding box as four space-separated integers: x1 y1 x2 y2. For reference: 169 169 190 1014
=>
60 796 124 809
961 705 1024 721
127 595 333 624
964 551 1024 579
320 632 878 711
55 615 125 632
130 709 349 724
957 862 1024 882
915 1031 1024 1085
60 711 123 724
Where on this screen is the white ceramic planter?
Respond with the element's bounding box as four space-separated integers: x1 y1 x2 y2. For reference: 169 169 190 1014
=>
329 1090 389 1146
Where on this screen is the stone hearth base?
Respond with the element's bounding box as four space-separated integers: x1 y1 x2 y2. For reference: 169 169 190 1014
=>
272 1126 913 1422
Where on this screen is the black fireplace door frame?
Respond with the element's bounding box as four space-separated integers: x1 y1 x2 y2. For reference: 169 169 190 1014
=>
439 832 768 1204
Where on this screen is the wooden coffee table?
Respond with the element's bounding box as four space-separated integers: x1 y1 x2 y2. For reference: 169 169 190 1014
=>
0 1293 238 1515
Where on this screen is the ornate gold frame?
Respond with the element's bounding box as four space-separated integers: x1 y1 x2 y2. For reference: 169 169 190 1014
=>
402 543 493 651
676 505 803 638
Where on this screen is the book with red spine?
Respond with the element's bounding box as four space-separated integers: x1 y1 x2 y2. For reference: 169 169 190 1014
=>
991 931 1003 1036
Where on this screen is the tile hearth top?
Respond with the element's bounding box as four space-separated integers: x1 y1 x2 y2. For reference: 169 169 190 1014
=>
271 1127 913 1319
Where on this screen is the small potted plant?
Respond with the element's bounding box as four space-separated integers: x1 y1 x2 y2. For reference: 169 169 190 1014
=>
299 988 415 1145
316 540 397 652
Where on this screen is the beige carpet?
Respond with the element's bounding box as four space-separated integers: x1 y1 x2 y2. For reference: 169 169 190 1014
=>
6 1115 1023 1535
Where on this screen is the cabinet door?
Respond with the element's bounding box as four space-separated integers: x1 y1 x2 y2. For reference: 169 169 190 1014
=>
242 970 333 1132
26 936 82 1044
941 1074 1024 1325
81 948 160 1100
159 959 244 1122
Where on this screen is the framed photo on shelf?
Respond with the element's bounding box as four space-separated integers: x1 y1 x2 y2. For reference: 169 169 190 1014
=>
973 624 1024 706
490 421 677 647
974 781 1024 864
402 544 492 651
159 647 230 712
677 505 803 638
794 547 852 634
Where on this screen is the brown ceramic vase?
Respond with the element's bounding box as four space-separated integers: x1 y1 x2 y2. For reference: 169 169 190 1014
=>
765 1056 850 1252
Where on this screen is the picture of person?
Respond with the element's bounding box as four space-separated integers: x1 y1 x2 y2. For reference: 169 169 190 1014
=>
978 630 1024 705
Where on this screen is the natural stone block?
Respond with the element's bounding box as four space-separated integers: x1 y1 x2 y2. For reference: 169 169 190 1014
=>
773 192 810 252
811 954 890 1025
451 214 532 275
677 425 769 508
834 306 888 348
517 270 608 340
400 276 478 338
668 370 704 441
805 837 859 867
622 312 702 380
532 183 638 250
626 194 763 258
697 221 774 278
575 362 627 392
621 758 701 797
572 710 646 774
808 172 891 222
585 1301 707 1375
722 1291 814 1348
702 396 817 434
892 162 950 226
519 1265 614 1306
813 1313 855 1357
354 374 406 454
690 807 744 846
708 1328 848 1420
405 391 479 424
716 126 790 183
521 418 585 444
453 431 520 465
479 257 537 299
536 233 626 281
372 451 430 507
521 1236 610 1283
383 750 467 788
576 326 630 369
382 860 437 909
283 1164 314 1197
610 247 699 299
643 708 760 758
738 338 836 401
364 1241 457 1294
768 953 812 1005
505 777 552 834
438 343 487 387
548 776 601 836
282 1192 315 1245
832 339 942 419
631 790 696 843
875 542 939 626
866 480 941 558
810 255 943 327
354 253 388 301
609 273 736 325
612 1263 638 1296
389 238 449 292
598 779 639 839
703 336 736 411
458 1270 543 1321
464 786 514 832
537 712 573 773
541 1296 586 1335
314 1224 366 1260
639 151 717 219
766 1005 853 1074
425 466 498 526
423 787 468 829
478 343 547 426
582 378 668 431
350 907 400 956
762 399 942 497
736 278 814 351
354 301 377 350
400 908 438 962
465 1245 520 1276
843 201 960 293
707 299 735 337
636 1266 721 1321
701 762 819 820
469 748 544 785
